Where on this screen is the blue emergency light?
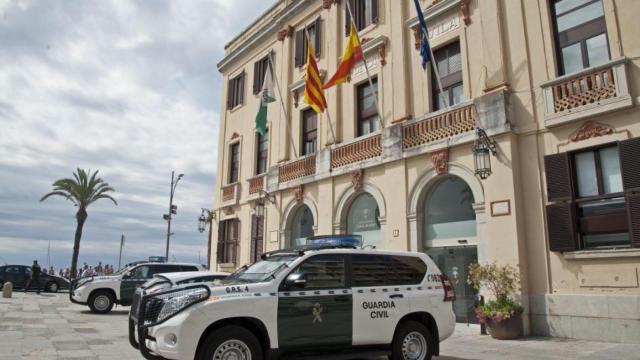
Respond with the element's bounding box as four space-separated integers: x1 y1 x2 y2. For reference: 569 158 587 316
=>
306 235 363 247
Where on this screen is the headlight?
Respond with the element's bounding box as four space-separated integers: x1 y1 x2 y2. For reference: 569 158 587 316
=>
75 277 93 288
142 286 209 327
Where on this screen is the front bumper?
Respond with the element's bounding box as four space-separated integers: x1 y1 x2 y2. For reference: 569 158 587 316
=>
68 280 88 305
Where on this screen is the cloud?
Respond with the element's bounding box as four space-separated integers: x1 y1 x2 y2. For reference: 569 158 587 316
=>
0 0 274 269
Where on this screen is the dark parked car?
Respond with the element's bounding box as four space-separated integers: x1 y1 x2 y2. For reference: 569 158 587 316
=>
0 265 70 292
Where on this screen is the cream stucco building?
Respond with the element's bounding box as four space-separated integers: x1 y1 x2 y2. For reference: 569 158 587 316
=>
210 0 640 342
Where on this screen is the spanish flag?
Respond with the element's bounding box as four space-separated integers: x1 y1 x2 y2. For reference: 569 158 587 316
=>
303 39 327 113
324 22 363 89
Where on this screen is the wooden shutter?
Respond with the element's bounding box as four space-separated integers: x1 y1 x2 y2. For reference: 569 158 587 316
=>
253 61 261 95
294 29 304 68
620 137 640 192
626 193 640 248
314 17 322 57
231 219 239 265
226 78 233 109
216 222 225 263
250 215 257 263
238 72 245 106
345 0 355 35
546 202 578 252
256 216 264 260
371 0 379 24
544 153 573 202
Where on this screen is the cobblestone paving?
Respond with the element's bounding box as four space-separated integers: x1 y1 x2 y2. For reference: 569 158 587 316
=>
2 292 639 359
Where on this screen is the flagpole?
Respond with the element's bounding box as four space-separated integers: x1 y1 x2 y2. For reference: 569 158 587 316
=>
303 30 338 145
268 51 299 158
416 4 449 109
345 1 385 130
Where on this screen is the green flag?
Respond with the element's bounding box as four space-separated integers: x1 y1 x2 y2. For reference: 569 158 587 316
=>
255 64 275 136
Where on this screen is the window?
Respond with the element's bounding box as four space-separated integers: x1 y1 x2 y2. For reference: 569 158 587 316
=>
217 219 239 264
573 146 627 248
256 131 269 175
432 41 463 111
291 205 314 247
253 56 270 95
250 215 264 263
226 72 245 109
347 193 381 246
551 0 609 75
356 78 379 136
345 0 379 33
291 254 346 289
424 176 476 241
132 266 150 278
180 265 199 272
301 109 318 155
294 18 322 68
148 265 180 277
229 143 240 184
352 255 427 287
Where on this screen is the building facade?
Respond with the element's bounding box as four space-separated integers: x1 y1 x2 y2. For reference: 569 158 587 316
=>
212 0 640 342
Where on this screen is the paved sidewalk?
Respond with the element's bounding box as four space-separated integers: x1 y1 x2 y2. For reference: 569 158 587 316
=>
1 292 639 359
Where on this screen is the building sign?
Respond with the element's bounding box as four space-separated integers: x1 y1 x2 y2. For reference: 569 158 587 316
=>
351 53 381 78
428 16 460 41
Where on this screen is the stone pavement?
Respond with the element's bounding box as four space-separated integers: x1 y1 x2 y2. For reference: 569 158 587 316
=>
1 292 640 359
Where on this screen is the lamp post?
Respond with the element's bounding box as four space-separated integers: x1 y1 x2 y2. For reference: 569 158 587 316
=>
164 171 183 261
198 208 215 234
472 128 498 180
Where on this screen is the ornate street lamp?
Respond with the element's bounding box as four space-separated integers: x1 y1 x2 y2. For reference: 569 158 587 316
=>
198 208 215 233
473 128 498 180
255 190 276 218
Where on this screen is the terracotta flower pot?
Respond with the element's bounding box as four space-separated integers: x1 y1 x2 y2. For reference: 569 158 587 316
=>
486 314 522 340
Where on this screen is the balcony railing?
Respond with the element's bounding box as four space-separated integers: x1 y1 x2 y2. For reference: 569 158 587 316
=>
248 175 265 195
331 133 382 169
403 104 476 150
278 155 316 183
542 58 632 127
222 184 236 202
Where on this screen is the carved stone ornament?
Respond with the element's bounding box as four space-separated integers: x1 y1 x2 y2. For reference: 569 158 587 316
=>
322 0 339 9
230 132 240 140
277 25 294 41
351 169 364 192
430 148 449 175
412 26 421 51
461 0 471 25
570 121 614 142
378 43 387 66
294 185 304 204
293 90 299 108
223 207 234 216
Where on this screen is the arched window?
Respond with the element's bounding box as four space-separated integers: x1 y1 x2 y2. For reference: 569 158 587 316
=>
347 193 381 246
424 176 476 241
291 205 314 246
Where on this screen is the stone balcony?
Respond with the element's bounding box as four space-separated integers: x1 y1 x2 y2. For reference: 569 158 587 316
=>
262 89 512 194
220 182 240 208
541 58 633 128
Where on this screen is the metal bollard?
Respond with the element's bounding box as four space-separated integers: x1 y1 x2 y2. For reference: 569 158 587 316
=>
2 282 13 298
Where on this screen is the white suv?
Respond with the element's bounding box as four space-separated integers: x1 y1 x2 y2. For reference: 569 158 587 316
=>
129 240 455 360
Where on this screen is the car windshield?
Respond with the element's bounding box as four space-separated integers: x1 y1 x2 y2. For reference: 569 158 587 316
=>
223 255 298 284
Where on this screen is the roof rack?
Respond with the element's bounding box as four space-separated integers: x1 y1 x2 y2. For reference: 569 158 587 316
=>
261 243 359 260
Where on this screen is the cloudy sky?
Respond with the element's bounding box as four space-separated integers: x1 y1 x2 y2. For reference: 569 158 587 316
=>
0 0 273 270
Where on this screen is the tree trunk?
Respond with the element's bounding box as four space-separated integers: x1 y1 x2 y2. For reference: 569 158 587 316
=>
71 207 88 279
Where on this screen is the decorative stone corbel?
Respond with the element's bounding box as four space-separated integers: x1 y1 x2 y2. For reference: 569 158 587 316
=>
223 207 234 216
230 132 240 140
430 148 449 175
322 0 339 10
412 26 421 51
378 42 386 66
461 0 471 26
351 169 364 193
294 185 304 203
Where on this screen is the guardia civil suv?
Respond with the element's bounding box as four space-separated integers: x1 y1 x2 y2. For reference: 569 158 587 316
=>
129 236 455 360
70 262 204 314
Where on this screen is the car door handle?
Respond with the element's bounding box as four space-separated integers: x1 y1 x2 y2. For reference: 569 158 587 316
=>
389 294 404 299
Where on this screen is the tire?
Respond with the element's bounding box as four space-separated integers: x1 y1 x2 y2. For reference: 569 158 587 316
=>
88 290 115 314
390 320 434 360
197 325 263 360
46 281 59 293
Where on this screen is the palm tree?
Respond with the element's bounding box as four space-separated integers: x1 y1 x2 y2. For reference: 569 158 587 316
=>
40 168 117 278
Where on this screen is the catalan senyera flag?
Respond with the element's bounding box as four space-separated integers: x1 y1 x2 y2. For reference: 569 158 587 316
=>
303 40 327 113
324 22 363 89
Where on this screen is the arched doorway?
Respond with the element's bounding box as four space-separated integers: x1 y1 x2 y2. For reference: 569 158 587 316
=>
423 175 479 323
346 193 381 247
290 205 314 247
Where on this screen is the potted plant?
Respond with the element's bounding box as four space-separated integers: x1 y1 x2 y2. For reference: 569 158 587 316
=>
467 262 523 340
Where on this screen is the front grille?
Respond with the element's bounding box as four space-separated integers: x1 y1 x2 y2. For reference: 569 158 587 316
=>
142 297 164 325
130 290 142 320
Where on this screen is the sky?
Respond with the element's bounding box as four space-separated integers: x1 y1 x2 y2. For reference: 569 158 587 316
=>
0 0 274 270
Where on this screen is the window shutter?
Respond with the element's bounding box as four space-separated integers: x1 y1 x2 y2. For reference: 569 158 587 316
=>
544 153 573 202
250 215 257 263
546 202 578 252
626 193 640 248
620 137 640 192
294 29 304 68
371 0 379 24
256 216 264 260
238 72 245 106
345 0 355 35
226 79 233 109
314 17 322 57
216 222 225 263
253 61 261 95
232 219 239 265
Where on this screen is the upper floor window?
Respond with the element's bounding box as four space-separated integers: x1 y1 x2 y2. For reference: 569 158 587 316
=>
433 41 463 111
256 130 269 175
294 18 321 68
552 0 609 75
253 56 270 95
227 72 245 109
229 143 240 184
217 219 239 264
301 109 317 155
345 0 379 33
356 78 379 137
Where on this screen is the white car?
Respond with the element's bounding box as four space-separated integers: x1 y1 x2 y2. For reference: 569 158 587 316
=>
141 271 230 295
70 262 204 314
129 238 455 360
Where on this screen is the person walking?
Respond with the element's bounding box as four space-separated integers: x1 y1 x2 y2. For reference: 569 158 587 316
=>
24 260 42 294
95 262 103 275
48 266 55 275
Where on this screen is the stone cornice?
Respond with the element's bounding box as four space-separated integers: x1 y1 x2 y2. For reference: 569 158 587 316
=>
405 0 462 28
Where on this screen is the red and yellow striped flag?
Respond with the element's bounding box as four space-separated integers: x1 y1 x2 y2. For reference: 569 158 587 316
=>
303 40 327 113
324 22 363 89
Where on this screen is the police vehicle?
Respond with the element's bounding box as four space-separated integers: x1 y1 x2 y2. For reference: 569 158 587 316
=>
128 236 455 360
70 262 204 314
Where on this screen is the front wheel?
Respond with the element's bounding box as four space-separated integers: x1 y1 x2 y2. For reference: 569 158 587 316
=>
197 325 263 360
390 321 434 360
46 281 59 293
88 290 114 314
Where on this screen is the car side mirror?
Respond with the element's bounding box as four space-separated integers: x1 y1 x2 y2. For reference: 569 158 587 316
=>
285 273 307 290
